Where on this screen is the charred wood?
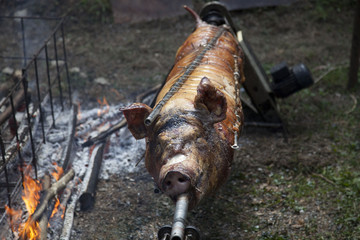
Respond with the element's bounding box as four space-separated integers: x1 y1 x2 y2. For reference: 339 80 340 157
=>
79 142 107 211
81 119 126 147
61 104 78 171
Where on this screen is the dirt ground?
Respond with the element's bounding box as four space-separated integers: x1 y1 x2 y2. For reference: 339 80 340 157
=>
1 0 360 239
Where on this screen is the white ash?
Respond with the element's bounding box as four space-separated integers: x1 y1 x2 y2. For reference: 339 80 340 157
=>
74 104 144 178
100 127 146 179
28 101 142 182
73 108 145 179
1 101 144 239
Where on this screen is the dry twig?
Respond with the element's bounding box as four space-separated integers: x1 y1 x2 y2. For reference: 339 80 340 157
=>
312 173 337 186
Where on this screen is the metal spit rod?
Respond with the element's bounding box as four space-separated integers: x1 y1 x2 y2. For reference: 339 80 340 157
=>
170 194 189 240
144 26 227 126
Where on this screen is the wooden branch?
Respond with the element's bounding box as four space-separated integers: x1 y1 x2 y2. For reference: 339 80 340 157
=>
312 173 336 186
39 174 51 240
81 119 126 147
31 169 75 223
0 85 25 126
0 82 11 98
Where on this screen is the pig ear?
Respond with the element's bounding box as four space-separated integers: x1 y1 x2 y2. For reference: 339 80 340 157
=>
194 77 227 123
120 103 152 139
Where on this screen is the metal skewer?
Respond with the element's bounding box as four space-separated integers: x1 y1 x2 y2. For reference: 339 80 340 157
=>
144 26 227 126
170 194 189 240
158 194 201 240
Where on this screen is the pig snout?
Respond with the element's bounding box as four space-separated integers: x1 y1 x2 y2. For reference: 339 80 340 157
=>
162 171 191 197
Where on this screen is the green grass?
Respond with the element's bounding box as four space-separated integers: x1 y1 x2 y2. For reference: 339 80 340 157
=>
311 0 358 21
79 0 112 23
243 66 360 238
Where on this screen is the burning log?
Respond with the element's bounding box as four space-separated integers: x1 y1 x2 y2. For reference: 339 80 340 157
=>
79 142 107 211
39 174 51 240
30 169 75 223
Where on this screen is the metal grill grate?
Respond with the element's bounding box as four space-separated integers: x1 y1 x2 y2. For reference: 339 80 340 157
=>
0 15 72 226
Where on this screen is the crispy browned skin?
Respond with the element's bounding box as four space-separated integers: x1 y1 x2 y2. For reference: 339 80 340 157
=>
122 7 244 208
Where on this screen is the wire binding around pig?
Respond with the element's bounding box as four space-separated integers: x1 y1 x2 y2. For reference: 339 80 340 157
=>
120 5 245 209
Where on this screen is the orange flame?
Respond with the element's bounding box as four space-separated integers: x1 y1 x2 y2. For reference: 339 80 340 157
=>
5 163 66 239
50 198 60 219
4 206 22 233
97 96 110 117
5 171 42 239
51 163 64 181
21 175 41 216
49 163 64 219
60 202 66 219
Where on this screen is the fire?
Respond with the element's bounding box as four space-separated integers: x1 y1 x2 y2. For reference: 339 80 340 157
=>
49 163 64 219
5 171 41 239
49 198 60 219
51 162 64 181
22 175 41 216
97 96 110 116
4 206 22 233
5 164 65 239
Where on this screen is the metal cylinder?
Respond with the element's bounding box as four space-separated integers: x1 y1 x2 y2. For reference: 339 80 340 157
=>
170 194 189 240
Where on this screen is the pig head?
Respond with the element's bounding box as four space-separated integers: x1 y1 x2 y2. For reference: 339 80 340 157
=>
122 77 234 209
